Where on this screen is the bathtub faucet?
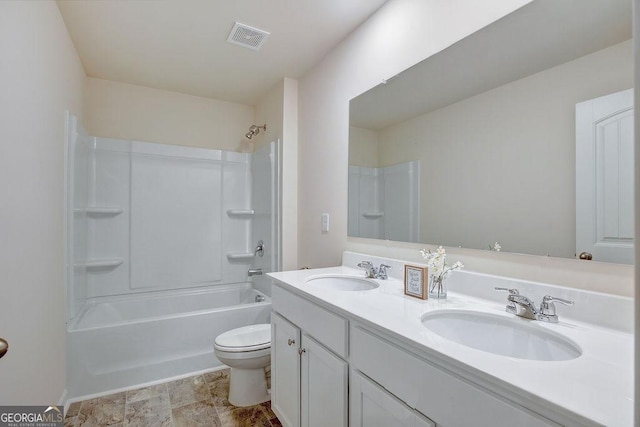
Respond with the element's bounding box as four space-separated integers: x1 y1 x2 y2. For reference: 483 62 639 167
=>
248 268 263 277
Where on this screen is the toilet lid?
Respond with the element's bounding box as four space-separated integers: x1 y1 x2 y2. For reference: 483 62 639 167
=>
215 324 271 351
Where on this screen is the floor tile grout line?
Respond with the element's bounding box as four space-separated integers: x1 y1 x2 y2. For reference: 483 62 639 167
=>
162 380 175 427
74 401 84 427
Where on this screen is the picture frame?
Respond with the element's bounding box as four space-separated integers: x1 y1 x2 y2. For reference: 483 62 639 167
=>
404 264 428 300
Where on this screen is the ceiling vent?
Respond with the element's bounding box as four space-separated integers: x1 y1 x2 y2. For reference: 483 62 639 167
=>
227 22 270 51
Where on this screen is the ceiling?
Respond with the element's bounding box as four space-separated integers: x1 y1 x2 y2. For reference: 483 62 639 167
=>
350 0 632 130
56 0 388 105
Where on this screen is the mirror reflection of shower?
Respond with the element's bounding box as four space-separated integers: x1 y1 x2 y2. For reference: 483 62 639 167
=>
245 124 266 140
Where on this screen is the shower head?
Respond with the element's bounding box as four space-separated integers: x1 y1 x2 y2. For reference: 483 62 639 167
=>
245 124 266 140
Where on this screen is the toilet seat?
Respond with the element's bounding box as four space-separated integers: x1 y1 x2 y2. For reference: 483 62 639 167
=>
214 324 271 353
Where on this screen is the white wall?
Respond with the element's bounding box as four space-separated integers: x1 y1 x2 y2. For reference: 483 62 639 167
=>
376 40 633 258
297 0 634 296
349 126 379 168
84 77 254 152
255 80 285 151
281 78 299 271
0 1 85 404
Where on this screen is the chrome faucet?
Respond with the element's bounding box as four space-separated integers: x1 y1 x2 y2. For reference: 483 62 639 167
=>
248 268 263 277
507 294 539 320
495 287 574 323
357 261 377 278
357 261 392 280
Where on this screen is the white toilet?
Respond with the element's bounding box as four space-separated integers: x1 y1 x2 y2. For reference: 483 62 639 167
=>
214 323 271 407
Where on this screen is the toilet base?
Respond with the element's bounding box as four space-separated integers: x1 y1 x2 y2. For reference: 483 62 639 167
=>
228 367 270 407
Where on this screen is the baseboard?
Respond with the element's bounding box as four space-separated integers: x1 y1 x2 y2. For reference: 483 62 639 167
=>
67 365 230 404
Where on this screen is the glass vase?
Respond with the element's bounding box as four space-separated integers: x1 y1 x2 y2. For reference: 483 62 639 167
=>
429 275 447 299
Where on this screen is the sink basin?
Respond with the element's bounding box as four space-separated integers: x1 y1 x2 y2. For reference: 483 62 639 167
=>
421 310 581 361
306 275 379 291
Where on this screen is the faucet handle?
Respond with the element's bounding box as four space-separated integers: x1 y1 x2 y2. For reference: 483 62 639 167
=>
540 295 574 313
255 240 265 257
494 287 519 295
539 295 574 323
542 295 574 306
357 261 373 271
377 264 391 279
495 287 519 315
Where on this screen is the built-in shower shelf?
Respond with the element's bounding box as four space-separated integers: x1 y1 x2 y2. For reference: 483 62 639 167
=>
76 207 124 216
362 212 384 219
226 253 255 262
226 209 255 218
77 258 124 269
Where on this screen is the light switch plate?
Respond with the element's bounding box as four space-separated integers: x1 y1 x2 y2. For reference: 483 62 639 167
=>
322 213 330 232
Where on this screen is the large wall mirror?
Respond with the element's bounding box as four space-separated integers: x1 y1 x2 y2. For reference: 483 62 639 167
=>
348 0 633 264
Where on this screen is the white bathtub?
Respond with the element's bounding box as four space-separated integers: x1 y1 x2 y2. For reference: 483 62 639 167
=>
66 283 270 399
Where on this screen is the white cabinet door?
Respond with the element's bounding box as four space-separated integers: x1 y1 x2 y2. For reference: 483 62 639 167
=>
351 370 436 427
300 334 348 427
272 313 301 427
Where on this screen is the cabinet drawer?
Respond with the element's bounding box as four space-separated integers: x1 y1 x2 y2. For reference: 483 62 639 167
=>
351 326 559 427
272 284 348 358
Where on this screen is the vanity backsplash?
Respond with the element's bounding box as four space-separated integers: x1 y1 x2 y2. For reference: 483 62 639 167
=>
342 251 633 333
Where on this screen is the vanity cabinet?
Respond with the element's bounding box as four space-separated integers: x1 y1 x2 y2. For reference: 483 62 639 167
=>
271 285 348 427
271 281 565 427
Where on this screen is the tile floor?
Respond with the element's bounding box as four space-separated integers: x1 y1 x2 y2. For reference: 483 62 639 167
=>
64 369 281 427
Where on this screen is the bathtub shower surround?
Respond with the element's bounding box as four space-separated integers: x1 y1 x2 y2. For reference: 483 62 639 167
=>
65 114 280 399
348 160 420 242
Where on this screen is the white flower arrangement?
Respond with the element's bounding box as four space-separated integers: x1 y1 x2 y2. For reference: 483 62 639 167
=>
488 242 501 252
420 246 464 281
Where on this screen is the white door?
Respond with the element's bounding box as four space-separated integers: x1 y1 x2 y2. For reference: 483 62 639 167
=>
300 334 348 427
271 313 301 427
576 89 634 264
350 370 436 427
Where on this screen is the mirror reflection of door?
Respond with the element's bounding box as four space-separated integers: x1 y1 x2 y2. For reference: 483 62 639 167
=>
576 89 633 263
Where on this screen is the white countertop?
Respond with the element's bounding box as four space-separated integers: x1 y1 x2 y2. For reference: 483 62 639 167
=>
268 265 634 427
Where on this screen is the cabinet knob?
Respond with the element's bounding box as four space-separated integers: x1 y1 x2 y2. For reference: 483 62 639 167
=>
287 338 296 346
298 348 306 355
